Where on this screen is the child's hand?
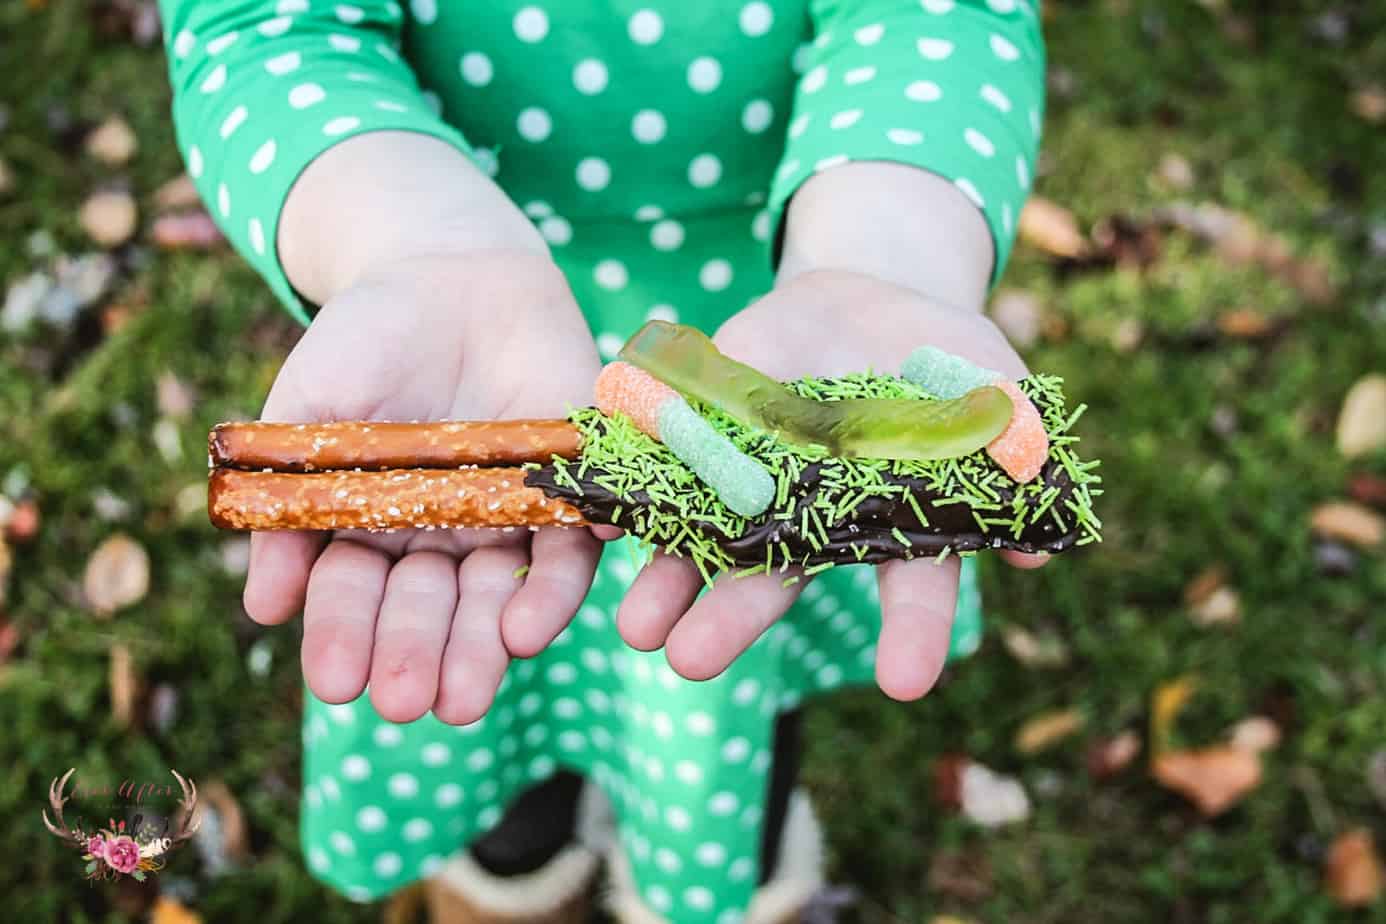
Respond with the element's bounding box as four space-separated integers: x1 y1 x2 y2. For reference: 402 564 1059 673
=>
615 268 1047 701
243 249 606 725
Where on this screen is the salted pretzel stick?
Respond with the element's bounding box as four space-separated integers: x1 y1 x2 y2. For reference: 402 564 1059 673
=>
208 467 588 531
209 419 583 472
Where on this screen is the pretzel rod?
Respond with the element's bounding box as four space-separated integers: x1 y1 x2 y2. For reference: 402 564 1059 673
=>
208 467 588 531
209 419 583 472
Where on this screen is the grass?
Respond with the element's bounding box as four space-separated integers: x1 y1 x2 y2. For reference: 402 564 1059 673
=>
2 1 1384 922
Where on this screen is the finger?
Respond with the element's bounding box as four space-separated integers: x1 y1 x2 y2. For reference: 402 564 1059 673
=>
874 556 959 701
301 540 391 704
1002 549 1049 570
500 527 600 658
433 547 525 725
616 552 703 651
664 571 802 680
243 532 326 625
368 551 459 723
589 524 624 542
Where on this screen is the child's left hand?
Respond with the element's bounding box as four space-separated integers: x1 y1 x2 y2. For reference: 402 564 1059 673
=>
614 268 1047 700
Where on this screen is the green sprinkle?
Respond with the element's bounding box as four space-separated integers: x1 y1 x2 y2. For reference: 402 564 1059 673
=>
512 565 530 579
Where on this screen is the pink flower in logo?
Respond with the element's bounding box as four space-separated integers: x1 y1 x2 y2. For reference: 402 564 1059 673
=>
85 835 107 860
103 835 141 874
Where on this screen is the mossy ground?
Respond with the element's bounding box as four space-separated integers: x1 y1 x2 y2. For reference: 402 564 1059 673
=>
2 2 1385 922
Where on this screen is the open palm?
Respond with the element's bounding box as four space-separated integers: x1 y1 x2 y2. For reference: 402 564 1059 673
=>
616 269 1047 700
242 252 606 724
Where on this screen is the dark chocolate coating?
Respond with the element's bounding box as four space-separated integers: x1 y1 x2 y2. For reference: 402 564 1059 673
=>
525 457 1079 569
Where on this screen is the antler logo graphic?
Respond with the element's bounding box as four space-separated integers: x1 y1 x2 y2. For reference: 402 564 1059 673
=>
42 768 201 882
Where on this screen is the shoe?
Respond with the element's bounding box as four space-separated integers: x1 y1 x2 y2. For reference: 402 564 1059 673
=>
604 789 825 924
424 843 599 924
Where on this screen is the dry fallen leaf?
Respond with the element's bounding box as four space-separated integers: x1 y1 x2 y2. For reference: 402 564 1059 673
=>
1015 708 1085 755
83 533 151 615
153 174 202 212
80 190 138 248
1190 586 1241 627
960 762 1031 828
1325 829 1384 907
1087 730 1143 779
85 116 138 167
1216 308 1276 339
383 883 428 924
1183 565 1226 605
150 895 203 924
1108 317 1144 354
1019 197 1089 259
1151 675 1199 755
1000 625 1070 669
932 753 971 809
1348 473 1386 509
6 499 39 543
1351 85 1386 125
109 642 139 728
1310 501 1385 548
1155 153 1194 191
0 537 12 608
0 157 12 197
1336 374 1386 459
200 779 250 861
156 371 197 420
1152 746 1262 817
151 212 224 251
1228 715 1281 754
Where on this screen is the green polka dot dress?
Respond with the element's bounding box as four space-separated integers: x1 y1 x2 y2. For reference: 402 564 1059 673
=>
160 0 1043 917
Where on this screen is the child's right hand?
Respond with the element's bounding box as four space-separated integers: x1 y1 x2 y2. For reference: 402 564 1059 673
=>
242 248 607 726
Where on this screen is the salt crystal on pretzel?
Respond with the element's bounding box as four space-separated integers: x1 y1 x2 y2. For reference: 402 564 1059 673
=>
987 381 1049 484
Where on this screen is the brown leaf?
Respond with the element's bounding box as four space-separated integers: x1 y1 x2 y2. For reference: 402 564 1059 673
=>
84 116 138 167
200 779 250 860
1310 501 1385 548
0 616 19 664
1351 85 1386 125
83 533 150 615
959 762 1031 827
1155 153 1195 191
1151 675 1198 755
1216 309 1275 339
156 371 197 420
989 290 1043 349
932 753 971 809
1190 587 1241 628
927 850 993 902
1325 829 1383 907
1348 473 1386 509
154 174 202 212
1228 716 1281 754
0 157 12 197
1015 708 1085 755
6 499 39 543
1183 565 1226 605
79 191 138 248
383 883 428 924
1336 374 1386 459
151 212 224 251
1019 197 1089 259
1107 317 1144 353
1000 625 1070 668
150 896 204 924
1087 730 1143 779
0 537 11 608
1152 746 1262 816
109 642 139 728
